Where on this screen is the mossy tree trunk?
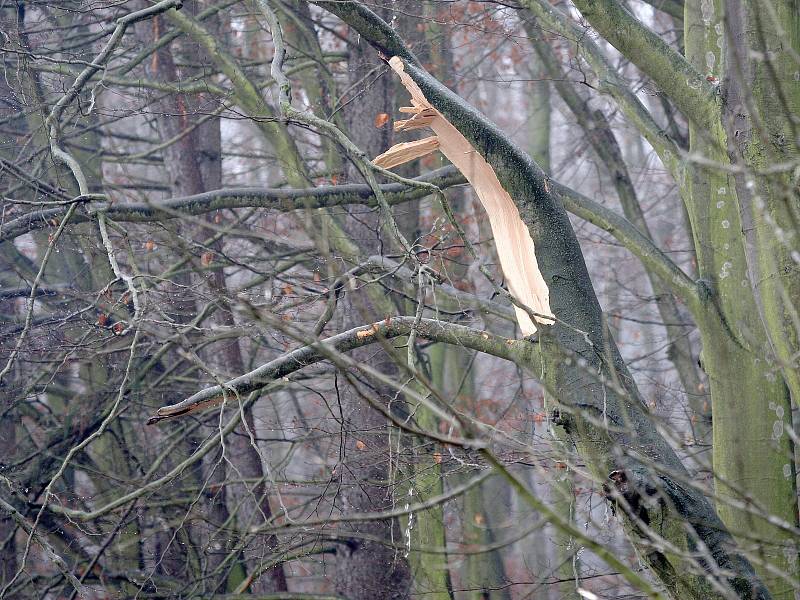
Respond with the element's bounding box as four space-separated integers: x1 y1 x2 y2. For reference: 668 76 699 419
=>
681 2 798 595
526 0 800 594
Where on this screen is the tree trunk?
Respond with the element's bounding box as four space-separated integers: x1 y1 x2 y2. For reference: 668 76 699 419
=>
147 9 288 591
523 18 710 443
330 27 411 600
682 2 799 594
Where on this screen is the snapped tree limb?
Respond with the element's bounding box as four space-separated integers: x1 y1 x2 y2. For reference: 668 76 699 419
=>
310 3 770 598
374 57 555 336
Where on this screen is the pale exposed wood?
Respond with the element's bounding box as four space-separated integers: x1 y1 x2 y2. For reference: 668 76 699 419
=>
383 57 555 335
394 108 437 132
372 135 440 169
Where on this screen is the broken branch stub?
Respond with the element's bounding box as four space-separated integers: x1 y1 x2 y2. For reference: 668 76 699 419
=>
394 107 437 132
375 56 554 336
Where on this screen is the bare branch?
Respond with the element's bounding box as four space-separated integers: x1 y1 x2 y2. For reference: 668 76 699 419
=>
147 316 540 422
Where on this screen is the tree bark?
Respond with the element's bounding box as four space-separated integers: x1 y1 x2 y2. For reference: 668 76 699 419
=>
147 8 288 591
329 26 411 600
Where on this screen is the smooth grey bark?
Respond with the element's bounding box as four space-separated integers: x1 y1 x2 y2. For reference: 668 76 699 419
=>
460 475 513 600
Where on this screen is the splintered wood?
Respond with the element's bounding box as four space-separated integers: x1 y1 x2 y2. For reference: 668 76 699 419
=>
375 56 554 336
394 107 437 131
373 136 440 169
